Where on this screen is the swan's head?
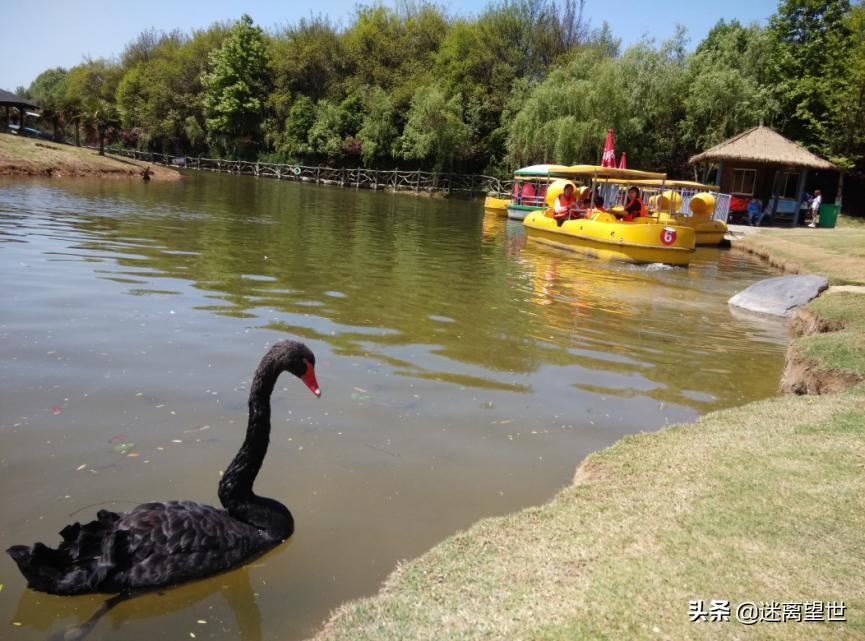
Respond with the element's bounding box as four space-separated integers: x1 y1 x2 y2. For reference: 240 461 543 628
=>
273 341 321 398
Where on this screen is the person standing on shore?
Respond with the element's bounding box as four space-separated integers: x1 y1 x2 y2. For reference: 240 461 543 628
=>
808 189 822 227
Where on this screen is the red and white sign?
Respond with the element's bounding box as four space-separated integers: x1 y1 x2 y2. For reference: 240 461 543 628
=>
660 227 677 245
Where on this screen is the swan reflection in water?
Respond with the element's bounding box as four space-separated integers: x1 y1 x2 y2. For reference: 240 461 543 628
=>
11 554 280 641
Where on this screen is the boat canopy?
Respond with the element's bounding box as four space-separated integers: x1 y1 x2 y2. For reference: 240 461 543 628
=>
596 178 718 190
549 165 666 181
513 164 558 177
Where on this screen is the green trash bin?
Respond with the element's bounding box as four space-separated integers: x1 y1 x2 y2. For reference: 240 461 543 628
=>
818 203 841 228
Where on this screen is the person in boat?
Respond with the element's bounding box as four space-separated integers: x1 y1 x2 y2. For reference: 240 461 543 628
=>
579 187 592 210
553 183 579 225
592 194 606 213
622 186 645 221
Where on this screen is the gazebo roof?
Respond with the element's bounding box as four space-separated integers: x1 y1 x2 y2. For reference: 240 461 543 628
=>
689 125 836 170
0 88 38 109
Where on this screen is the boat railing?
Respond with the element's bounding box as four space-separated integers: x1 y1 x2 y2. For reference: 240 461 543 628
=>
601 183 732 221
513 194 548 208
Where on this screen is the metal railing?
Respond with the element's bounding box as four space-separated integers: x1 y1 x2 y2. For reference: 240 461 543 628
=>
599 184 732 221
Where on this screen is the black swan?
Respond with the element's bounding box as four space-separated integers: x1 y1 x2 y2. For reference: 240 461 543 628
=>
7 340 320 597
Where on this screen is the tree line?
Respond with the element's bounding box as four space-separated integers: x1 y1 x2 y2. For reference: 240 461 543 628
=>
16 0 865 193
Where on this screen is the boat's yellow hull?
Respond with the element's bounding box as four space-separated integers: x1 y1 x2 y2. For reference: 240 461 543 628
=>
484 196 511 212
524 211 696 266
657 213 728 246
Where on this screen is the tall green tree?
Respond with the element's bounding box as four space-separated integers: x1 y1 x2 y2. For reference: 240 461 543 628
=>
28 67 70 141
824 2 865 203
66 59 122 154
268 16 343 103
201 14 271 158
766 0 851 150
308 100 348 158
397 85 471 171
680 20 776 152
357 86 397 165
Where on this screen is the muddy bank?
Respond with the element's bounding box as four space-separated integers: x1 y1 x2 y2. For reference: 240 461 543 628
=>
781 290 865 394
781 344 864 394
0 135 180 181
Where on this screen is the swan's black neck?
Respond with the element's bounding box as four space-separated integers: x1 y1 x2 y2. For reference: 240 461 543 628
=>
218 353 292 538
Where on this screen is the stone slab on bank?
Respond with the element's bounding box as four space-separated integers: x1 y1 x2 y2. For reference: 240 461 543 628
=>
729 274 829 317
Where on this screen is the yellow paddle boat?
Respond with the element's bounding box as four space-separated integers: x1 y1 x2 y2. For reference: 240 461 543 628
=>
523 166 697 266
507 165 563 220
484 195 511 212
637 180 728 246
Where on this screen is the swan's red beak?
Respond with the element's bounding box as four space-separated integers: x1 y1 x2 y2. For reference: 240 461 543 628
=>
301 361 321 398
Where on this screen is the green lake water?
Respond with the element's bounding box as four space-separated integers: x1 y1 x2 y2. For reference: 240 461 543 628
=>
0 172 788 640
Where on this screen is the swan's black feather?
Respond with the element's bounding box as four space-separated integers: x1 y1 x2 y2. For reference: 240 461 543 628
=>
6 340 313 597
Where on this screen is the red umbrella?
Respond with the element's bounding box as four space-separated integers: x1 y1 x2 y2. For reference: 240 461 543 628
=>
601 128 616 167
618 152 627 169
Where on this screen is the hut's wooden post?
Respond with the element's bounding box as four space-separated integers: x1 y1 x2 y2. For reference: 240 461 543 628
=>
836 171 844 207
793 168 808 227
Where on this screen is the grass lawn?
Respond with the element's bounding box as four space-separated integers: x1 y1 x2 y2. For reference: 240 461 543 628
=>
309 236 865 640
0 133 178 180
783 292 865 394
314 388 865 641
733 224 865 286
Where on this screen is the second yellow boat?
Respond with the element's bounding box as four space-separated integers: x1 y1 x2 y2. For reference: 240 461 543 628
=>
522 166 697 266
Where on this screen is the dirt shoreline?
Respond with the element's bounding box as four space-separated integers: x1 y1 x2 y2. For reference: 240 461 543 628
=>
729 233 865 396
0 135 180 181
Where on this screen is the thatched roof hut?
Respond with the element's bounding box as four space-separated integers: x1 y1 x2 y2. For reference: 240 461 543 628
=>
690 125 836 170
689 126 837 226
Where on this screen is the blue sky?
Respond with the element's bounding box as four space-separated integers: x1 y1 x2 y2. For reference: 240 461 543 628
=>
2 0 780 91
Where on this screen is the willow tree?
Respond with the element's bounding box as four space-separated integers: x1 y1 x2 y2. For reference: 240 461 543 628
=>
357 86 397 166
397 85 471 172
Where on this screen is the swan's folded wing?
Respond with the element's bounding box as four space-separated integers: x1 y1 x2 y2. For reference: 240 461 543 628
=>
108 501 262 587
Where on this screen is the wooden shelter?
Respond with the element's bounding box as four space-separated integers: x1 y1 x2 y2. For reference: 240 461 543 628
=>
0 88 39 133
689 126 837 226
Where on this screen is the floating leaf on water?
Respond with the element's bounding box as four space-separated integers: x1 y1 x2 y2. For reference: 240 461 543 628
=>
171 439 183 444
126 452 140 458
51 405 62 415
197 619 207 624
76 464 87 471
353 387 367 393
111 442 134 454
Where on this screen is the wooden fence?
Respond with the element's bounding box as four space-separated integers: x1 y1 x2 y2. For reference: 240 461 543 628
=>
99 147 511 197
